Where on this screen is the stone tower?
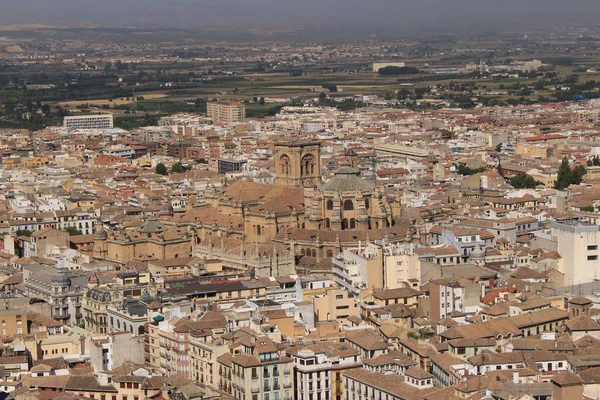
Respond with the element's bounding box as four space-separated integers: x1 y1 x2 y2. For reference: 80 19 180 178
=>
274 140 321 187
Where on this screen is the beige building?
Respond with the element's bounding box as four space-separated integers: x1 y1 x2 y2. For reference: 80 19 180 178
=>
552 218 600 287
313 288 359 325
93 219 194 264
372 62 406 72
0 309 28 337
29 228 69 257
333 242 421 297
207 101 245 124
218 335 294 400
189 333 229 393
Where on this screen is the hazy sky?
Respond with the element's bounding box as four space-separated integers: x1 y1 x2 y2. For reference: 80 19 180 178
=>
1 0 600 29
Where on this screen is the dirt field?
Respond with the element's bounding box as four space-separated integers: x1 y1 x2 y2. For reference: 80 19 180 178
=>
57 93 167 107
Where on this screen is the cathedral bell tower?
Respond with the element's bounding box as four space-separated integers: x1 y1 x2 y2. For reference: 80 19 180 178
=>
274 140 321 187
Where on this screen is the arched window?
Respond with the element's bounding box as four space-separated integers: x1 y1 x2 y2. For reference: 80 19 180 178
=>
257 225 261 235
343 200 354 211
325 218 331 229
365 198 370 209
301 249 306 256
326 199 334 210
301 154 315 177
306 248 311 256
350 219 357 229
341 219 349 230
174 254 179 258
311 250 316 257
280 155 291 175
326 250 333 257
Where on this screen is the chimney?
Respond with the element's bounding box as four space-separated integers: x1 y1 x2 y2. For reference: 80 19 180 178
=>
513 371 519 384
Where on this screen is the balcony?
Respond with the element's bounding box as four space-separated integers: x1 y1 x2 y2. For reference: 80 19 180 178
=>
251 386 259 393
263 384 271 392
273 383 280 390
283 381 292 388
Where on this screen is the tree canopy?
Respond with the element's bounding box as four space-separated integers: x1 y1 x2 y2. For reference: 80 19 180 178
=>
155 163 168 175
455 164 485 176
555 157 586 190
172 162 185 174
510 172 541 189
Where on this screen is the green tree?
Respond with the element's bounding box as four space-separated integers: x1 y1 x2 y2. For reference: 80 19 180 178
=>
555 158 572 190
510 172 540 189
318 92 327 104
259 97 265 105
172 162 185 173
555 158 587 190
572 165 587 185
581 205 596 212
456 164 485 176
155 163 168 175
497 162 504 178
65 227 83 236
15 229 32 237
495 143 503 152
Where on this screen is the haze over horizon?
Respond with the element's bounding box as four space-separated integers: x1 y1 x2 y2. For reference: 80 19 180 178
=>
2 0 600 31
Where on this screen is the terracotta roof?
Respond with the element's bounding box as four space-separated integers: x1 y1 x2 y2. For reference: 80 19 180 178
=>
346 330 388 351
344 368 436 399
565 316 600 331
551 371 584 386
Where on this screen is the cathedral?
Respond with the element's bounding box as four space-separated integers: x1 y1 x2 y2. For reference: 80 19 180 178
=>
274 140 401 232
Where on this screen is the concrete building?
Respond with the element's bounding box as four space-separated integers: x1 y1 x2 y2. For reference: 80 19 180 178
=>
89 332 144 372
28 228 69 257
207 101 245 124
429 278 482 321
290 342 361 400
312 288 359 325
221 336 294 400
63 114 114 129
372 62 406 72
23 265 87 326
552 218 600 286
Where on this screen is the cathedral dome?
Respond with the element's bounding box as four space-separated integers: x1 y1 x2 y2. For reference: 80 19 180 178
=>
320 166 374 192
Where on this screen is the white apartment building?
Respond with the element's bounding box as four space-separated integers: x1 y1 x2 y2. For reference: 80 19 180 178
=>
64 114 114 129
207 101 245 124
552 218 600 287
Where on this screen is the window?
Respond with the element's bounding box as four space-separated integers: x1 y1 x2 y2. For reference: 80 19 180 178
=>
326 200 334 210
343 200 354 211
589 245 598 251
588 255 598 261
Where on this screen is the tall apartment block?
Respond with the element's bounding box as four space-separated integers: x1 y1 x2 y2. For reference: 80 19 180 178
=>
207 101 246 124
